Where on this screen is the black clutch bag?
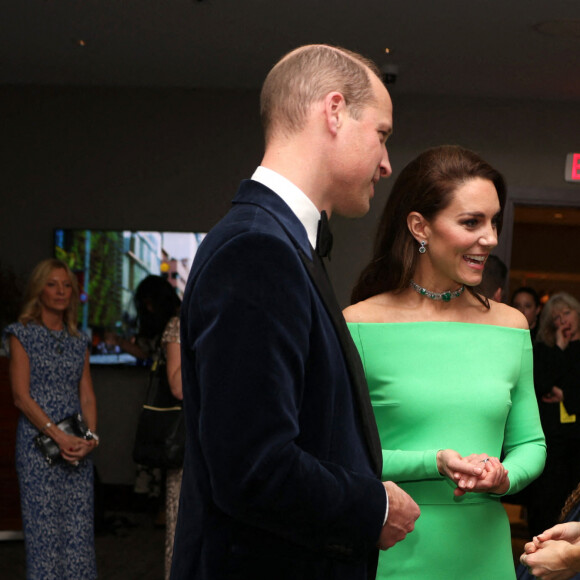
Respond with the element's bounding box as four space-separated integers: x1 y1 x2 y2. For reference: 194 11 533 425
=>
34 413 91 465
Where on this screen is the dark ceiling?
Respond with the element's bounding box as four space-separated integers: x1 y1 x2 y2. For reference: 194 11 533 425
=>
2 1 580 101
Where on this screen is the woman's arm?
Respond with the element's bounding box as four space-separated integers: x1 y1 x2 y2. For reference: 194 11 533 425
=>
166 341 183 400
115 335 149 360
501 337 547 493
9 335 51 431
79 350 98 438
9 335 92 463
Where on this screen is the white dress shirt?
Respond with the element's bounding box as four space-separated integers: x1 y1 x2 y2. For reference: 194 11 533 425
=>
251 166 320 249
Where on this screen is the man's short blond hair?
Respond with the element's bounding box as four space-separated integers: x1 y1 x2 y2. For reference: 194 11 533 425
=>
260 44 382 144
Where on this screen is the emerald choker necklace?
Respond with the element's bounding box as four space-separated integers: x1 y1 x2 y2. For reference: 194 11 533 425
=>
409 280 465 302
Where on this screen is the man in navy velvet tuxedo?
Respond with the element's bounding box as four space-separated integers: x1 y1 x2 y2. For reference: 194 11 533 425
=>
171 44 420 580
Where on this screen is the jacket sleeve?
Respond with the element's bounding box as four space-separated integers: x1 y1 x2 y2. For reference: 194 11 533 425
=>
185 231 385 559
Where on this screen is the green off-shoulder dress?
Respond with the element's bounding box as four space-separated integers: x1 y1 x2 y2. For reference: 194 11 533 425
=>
348 322 546 580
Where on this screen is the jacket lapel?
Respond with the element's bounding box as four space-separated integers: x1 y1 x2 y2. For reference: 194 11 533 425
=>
299 248 383 479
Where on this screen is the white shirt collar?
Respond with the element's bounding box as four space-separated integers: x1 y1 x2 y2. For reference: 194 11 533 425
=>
251 166 320 249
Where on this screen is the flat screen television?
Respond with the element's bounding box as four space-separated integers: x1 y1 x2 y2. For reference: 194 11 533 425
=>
54 229 206 363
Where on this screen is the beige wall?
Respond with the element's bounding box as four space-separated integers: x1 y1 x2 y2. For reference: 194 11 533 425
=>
1 86 579 307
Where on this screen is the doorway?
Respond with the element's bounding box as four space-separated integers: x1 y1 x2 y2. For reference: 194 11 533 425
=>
493 188 580 303
509 204 580 301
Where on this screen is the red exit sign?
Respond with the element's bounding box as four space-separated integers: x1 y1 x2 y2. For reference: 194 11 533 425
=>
565 153 580 182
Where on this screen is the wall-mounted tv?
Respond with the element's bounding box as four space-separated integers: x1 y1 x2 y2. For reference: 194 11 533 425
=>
54 229 206 363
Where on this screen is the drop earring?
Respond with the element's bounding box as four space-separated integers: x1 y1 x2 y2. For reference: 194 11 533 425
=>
419 241 427 254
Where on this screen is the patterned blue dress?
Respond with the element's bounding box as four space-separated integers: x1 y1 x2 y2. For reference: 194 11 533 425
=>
4 322 97 580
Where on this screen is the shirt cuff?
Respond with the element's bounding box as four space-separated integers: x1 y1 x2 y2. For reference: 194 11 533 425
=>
383 485 389 525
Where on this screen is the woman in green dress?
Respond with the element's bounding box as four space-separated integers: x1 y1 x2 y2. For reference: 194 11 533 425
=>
344 145 546 579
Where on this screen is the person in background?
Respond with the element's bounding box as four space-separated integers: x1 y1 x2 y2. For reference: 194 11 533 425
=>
3 258 98 580
519 482 580 579
512 286 542 342
526 292 580 538
116 275 181 364
474 253 508 302
161 313 182 580
344 145 546 579
171 44 420 580
117 275 182 513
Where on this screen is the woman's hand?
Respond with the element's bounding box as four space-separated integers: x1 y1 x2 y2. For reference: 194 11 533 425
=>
534 523 580 546
436 449 483 494
521 525 580 579
521 540 580 579
55 432 95 465
467 455 509 495
436 450 509 496
542 386 564 404
555 321 574 351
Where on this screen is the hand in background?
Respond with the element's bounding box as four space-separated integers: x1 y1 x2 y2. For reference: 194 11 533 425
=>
532 523 580 547
377 481 420 550
56 432 94 465
520 523 580 579
555 321 574 350
542 386 564 404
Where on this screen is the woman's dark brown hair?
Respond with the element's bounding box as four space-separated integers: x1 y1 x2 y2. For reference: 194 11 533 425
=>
560 481 580 522
351 145 506 306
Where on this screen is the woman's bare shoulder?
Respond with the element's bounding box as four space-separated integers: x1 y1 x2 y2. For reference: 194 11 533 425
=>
488 301 529 329
343 293 400 323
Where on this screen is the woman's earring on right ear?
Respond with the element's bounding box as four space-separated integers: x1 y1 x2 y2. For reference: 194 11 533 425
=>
419 241 427 254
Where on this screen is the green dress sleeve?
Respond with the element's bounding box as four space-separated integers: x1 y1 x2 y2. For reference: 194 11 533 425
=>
500 335 546 494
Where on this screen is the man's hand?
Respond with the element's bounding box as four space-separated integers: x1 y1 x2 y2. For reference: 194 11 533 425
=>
377 482 420 550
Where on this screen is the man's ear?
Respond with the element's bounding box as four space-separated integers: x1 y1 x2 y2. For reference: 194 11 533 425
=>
324 92 347 136
407 211 430 243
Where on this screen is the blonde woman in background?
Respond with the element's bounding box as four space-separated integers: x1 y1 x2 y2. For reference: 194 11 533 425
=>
4 258 98 580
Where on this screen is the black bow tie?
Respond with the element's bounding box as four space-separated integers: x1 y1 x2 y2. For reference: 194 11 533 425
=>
315 210 333 259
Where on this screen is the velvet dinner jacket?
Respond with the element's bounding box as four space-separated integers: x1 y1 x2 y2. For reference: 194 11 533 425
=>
171 180 385 580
